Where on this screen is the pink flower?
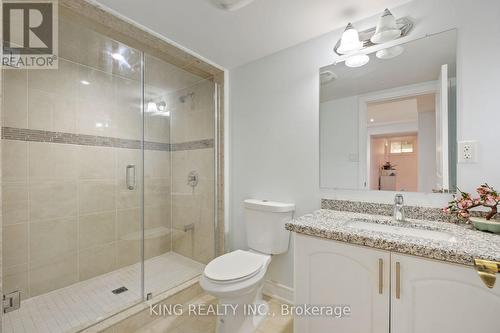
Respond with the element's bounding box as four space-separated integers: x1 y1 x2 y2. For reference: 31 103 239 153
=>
443 184 499 222
477 185 493 195
477 188 488 196
458 199 473 209
459 211 470 219
484 195 498 206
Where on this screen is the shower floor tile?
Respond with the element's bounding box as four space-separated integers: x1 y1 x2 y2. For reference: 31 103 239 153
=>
2 252 204 333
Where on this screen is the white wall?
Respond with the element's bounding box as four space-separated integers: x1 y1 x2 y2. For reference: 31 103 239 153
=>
229 0 500 289
320 97 359 189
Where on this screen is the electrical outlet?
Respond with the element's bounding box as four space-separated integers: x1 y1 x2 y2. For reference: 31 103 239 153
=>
458 141 478 163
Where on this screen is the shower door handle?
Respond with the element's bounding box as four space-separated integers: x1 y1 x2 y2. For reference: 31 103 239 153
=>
126 165 136 190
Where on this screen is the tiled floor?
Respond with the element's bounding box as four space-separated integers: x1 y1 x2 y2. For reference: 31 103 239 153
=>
135 293 293 333
3 252 204 333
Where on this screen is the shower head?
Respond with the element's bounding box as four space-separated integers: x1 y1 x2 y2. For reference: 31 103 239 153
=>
179 92 195 103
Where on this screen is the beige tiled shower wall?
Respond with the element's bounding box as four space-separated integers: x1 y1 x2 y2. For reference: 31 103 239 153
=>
170 80 216 265
1 57 171 299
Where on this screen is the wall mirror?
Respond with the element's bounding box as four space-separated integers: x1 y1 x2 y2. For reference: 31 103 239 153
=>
319 29 457 193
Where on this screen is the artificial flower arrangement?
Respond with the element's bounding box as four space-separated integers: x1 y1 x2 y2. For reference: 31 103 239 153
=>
443 184 500 232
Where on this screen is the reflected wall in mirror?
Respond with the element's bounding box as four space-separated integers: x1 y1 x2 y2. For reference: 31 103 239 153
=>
319 29 457 193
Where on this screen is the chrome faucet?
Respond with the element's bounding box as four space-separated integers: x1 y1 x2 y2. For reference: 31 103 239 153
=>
394 194 405 222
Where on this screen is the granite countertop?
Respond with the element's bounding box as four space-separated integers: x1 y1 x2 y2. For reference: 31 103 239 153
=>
286 209 500 266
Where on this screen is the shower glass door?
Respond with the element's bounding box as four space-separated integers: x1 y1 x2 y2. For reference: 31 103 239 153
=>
143 54 217 298
1 16 144 332
2 7 219 333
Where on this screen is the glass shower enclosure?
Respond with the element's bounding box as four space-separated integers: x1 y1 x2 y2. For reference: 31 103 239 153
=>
1 11 219 333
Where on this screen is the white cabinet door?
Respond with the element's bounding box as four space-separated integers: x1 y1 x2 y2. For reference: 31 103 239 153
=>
294 234 390 333
391 253 500 333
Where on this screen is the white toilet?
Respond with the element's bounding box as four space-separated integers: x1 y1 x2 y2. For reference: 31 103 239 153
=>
200 199 295 333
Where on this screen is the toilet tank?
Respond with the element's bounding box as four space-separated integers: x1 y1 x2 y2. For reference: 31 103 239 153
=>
244 199 295 255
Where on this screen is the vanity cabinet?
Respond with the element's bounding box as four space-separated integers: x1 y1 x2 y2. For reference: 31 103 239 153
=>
391 253 500 333
294 234 391 333
294 234 500 333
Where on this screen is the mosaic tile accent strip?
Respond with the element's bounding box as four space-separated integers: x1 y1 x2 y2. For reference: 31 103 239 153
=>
170 139 214 151
287 209 500 266
1 127 213 152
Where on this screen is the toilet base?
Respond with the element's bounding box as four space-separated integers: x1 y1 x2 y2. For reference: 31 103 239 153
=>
200 250 273 333
215 297 268 333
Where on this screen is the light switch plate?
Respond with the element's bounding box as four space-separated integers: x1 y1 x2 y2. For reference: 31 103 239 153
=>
458 140 478 163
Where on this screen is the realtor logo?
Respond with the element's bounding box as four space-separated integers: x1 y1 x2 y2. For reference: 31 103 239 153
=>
2 0 58 69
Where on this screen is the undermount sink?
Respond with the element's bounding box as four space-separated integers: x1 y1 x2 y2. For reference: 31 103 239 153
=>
345 219 457 243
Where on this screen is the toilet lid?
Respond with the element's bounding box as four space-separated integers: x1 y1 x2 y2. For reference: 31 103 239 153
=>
204 250 268 282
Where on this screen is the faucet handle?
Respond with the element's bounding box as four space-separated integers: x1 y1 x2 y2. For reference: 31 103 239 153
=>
394 194 404 205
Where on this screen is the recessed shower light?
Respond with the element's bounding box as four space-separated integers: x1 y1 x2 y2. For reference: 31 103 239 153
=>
111 53 125 61
110 52 131 68
147 102 157 113
80 80 90 85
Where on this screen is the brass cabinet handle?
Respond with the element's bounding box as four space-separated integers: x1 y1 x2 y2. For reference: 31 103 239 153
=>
474 259 500 289
396 262 401 299
378 259 383 294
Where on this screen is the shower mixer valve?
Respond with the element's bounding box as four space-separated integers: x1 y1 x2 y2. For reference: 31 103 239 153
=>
187 170 199 188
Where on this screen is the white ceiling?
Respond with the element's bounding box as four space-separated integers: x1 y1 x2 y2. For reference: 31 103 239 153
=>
368 98 418 125
94 0 410 69
367 93 435 126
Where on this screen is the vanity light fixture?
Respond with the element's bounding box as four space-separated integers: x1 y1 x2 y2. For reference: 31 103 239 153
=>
371 9 401 44
376 45 404 59
333 12 412 56
337 23 363 55
345 53 370 68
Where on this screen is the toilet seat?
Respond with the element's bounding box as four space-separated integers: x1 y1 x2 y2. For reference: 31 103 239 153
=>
204 250 269 282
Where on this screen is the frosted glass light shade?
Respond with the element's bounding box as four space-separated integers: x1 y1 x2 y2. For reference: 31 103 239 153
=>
337 23 363 54
376 45 404 59
371 9 401 44
345 54 370 68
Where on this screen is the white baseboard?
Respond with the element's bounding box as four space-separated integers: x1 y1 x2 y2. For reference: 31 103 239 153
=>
263 280 294 304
